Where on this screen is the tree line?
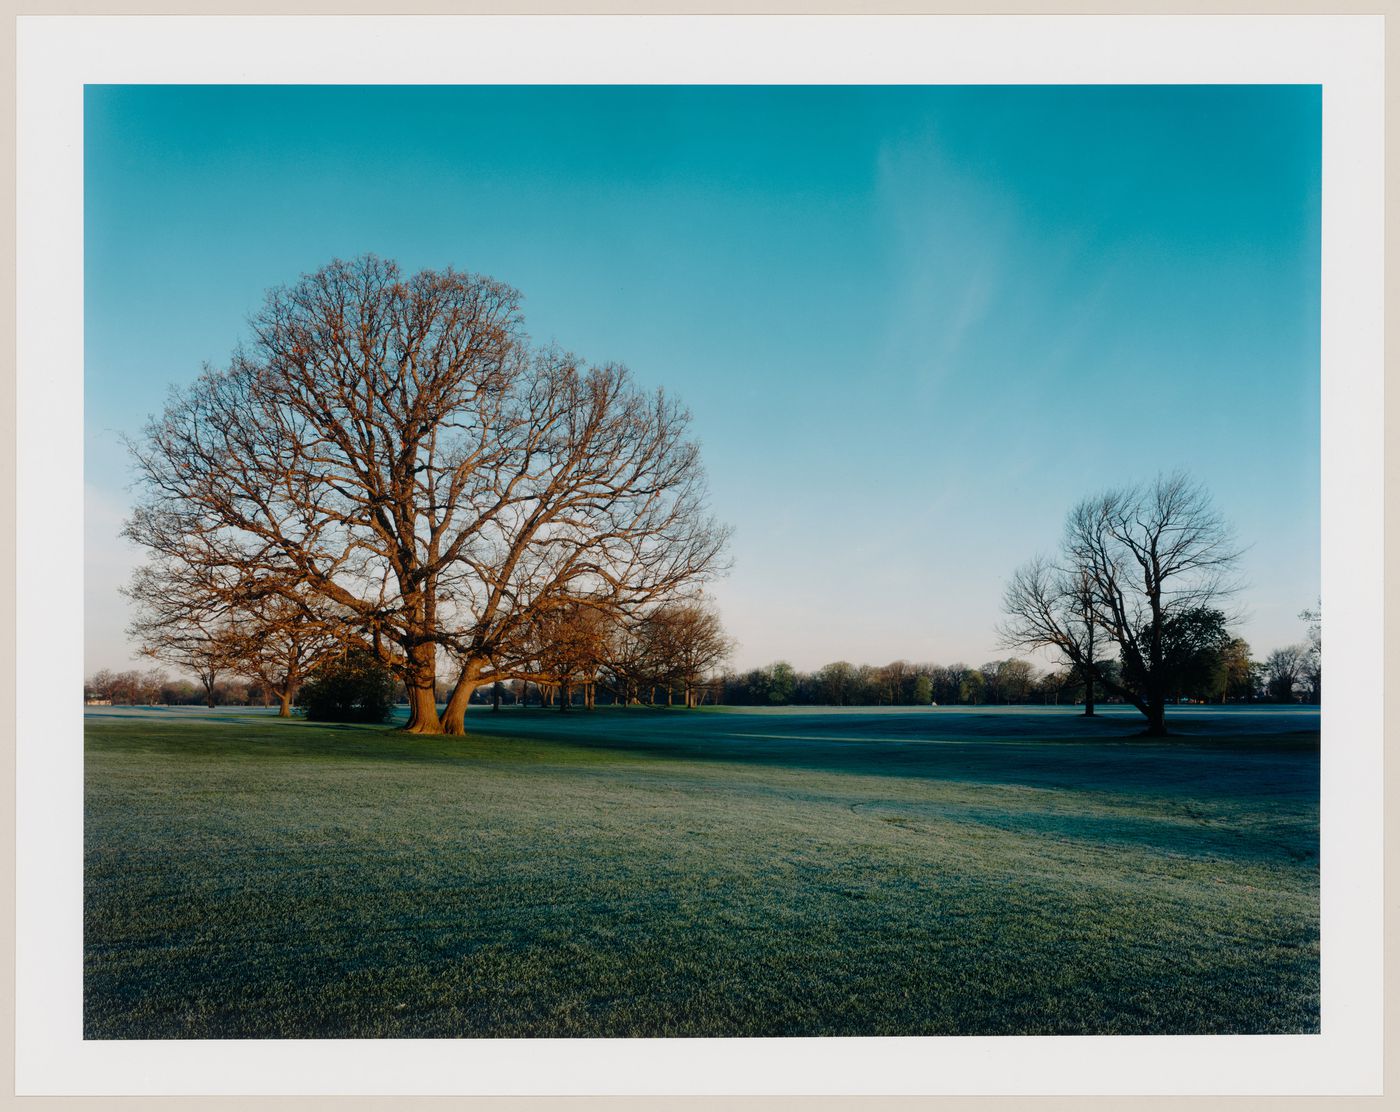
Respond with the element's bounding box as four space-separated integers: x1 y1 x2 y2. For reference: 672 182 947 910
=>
82 666 346 709
717 634 1319 709
89 608 1319 712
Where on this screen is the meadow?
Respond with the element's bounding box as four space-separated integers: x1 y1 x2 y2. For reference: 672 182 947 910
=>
84 703 1319 1038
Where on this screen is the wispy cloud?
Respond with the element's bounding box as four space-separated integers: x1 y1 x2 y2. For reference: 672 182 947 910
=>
871 133 1014 388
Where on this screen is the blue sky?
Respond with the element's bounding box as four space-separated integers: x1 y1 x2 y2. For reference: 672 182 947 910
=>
85 85 1321 675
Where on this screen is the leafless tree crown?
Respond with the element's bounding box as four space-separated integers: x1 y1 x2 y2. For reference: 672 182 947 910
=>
125 255 731 733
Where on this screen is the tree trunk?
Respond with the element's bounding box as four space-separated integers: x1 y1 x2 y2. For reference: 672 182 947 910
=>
404 683 440 733
278 690 293 718
1143 701 1168 737
560 680 571 712
1084 673 1095 717
492 681 501 712
441 678 478 736
402 641 441 733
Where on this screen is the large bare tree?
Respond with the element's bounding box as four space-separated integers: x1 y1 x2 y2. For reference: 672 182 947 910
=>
125 255 729 734
1001 473 1240 735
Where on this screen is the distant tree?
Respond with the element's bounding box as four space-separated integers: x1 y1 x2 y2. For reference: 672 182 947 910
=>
85 670 116 702
528 599 611 711
1033 669 1072 705
912 673 934 705
213 678 252 707
226 592 344 717
766 661 797 705
960 669 986 705
642 601 734 707
727 661 799 706
1299 603 1321 702
815 661 857 706
1265 645 1310 704
159 678 200 705
1220 637 1257 703
591 613 643 706
982 659 1038 704
297 645 395 723
1001 473 1240 735
929 663 968 706
137 669 168 705
849 664 875 706
874 660 918 705
124 559 247 708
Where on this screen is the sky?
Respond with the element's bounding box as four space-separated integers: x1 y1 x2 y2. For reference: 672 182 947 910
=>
84 84 1321 677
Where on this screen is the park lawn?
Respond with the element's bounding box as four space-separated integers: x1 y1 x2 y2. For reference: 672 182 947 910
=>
84 706 1319 1038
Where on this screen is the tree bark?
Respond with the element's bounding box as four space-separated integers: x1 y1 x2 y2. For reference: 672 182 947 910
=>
404 684 440 733
278 691 293 717
441 680 477 735
1084 673 1095 717
403 641 442 733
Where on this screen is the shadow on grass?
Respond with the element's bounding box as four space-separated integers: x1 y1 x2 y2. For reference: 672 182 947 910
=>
87 704 1319 811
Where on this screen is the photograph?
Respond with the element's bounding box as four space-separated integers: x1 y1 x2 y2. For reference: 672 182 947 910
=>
79 80 1326 1042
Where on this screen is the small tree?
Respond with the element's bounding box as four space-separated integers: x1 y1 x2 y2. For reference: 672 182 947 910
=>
137 669 168 706
1220 637 1257 703
660 601 734 707
1265 645 1309 704
528 599 611 712
85 670 116 703
226 592 345 717
297 646 395 724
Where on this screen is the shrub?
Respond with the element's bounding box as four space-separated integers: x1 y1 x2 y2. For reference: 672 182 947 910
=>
297 647 394 724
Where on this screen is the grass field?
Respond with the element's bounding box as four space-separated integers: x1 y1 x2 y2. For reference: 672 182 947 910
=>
84 703 1319 1038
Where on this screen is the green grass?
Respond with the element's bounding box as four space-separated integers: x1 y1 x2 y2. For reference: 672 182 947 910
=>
84 704 1319 1038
